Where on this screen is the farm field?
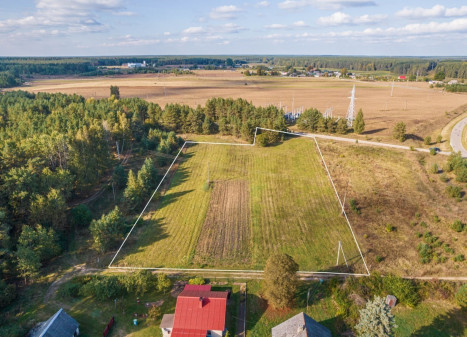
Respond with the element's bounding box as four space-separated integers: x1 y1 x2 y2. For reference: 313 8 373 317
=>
10 70 467 147
112 136 367 273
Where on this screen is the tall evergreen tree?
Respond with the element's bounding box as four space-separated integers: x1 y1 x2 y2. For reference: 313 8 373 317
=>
263 253 298 309
355 296 396 337
354 108 365 134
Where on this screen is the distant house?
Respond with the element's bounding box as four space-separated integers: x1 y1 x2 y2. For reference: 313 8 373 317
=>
448 80 458 85
398 75 407 80
29 308 79 337
160 284 229 337
127 61 147 68
272 312 331 337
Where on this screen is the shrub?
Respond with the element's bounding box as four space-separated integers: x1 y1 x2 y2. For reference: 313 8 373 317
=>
450 220 465 232
443 244 455 255
393 122 406 142
385 224 395 232
383 275 420 308
430 163 439 174
439 173 449 182
188 277 205 285
157 274 172 293
429 148 437 156
417 243 433 264
446 185 462 198
375 255 384 263
455 284 467 307
433 215 440 223
424 136 431 145
420 221 428 228
79 276 124 300
0 281 16 309
71 204 93 228
58 282 81 298
454 254 465 262
349 199 361 214
436 135 442 143
148 306 162 320
355 296 396 336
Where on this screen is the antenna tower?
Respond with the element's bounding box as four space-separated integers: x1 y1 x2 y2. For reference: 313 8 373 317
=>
346 84 356 127
324 107 333 119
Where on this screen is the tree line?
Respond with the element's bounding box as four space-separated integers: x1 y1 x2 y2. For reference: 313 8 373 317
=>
0 90 287 308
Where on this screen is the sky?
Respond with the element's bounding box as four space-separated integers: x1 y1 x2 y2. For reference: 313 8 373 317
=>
0 0 467 56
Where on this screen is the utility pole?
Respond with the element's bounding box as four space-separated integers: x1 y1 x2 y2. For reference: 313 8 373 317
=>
391 80 394 97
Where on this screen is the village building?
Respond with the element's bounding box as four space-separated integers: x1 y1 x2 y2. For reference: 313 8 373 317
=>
272 312 331 337
29 308 79 337
160 284 229 337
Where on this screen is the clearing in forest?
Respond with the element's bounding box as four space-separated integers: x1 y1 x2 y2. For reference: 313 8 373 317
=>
112 135 367 274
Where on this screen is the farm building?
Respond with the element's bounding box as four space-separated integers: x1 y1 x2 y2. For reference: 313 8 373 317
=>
127 61 146 68
272 312 331 337
160 284 229 337
29 308 79 337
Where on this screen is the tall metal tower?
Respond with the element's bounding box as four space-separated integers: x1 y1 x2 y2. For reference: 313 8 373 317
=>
346 84 356 127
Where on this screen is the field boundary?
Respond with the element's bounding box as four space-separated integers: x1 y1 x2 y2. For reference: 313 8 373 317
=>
108 127 370 277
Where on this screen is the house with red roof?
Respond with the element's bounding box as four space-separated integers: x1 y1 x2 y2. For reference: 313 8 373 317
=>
160 284 229 337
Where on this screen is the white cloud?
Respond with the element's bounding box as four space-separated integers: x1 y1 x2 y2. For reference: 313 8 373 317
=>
218 40 230 45
103 36 160 47
264 21 309 29
182 26 205 35
163 32 171 36
216 23 245 33
396 5 467 19
278 0 375 10
257 1 270 7
0 0 128 36
318 12 386 26
209 5 242 20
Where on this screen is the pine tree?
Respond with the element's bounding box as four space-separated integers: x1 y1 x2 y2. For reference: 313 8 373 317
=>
138 158 158 195
336 118 348 134
393 122 406 142
124 169 143 209
354 108 365 134
355 296 396 337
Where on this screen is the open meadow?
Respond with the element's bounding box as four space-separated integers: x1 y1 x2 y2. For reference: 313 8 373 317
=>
112 136 367 274
11 70 467 147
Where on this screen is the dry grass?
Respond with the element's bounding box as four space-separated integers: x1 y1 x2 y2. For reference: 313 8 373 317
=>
318 140 467 277
11 70 467 144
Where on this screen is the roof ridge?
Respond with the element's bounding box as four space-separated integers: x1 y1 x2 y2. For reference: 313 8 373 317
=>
38 308 63 337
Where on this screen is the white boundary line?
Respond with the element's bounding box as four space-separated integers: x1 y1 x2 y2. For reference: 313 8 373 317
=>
109 127 369 277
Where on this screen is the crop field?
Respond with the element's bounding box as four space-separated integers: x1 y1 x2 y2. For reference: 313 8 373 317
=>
11 70 467 145
112 135 367 273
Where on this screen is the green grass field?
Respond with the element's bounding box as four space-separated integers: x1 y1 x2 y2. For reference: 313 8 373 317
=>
113 136 366 273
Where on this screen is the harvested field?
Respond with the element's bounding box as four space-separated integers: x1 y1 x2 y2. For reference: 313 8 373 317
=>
194 180 251 266
11 71 467 147
113 136 367 273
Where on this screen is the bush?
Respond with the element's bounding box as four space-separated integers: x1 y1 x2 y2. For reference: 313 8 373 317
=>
424 136 431 145
436 135 442 143
429 148 437 156
439 173 449 182
393 122 406 142
455 284 467 307
148 306 162 320
188 277 205 285
79 276 124 300
385 224 395 232
417 243 433 264
58 282 81 298
383 275 420 308
454 254 465 262
430 163 439 174
349 199 361 214
71 204 93 228
446 185 462 198
450 220 465 232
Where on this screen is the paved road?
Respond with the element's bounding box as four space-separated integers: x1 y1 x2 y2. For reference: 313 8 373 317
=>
450 116 467 158
295 132 452 156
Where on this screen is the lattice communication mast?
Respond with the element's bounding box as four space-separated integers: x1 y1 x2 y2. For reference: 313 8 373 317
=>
346 84 356 127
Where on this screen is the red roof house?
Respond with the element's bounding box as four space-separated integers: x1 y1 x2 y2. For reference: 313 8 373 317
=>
160 284 229 337
398 75 407 80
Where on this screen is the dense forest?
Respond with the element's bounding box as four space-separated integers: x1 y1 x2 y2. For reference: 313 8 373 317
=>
1 56 466 89
0 90 286 312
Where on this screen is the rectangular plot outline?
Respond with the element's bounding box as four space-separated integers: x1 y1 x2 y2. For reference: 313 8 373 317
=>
108 127 370 276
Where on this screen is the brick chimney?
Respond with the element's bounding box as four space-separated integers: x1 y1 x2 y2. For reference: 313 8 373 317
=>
199 297 204 308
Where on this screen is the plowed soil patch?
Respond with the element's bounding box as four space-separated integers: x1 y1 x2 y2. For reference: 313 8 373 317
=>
194 180 250 265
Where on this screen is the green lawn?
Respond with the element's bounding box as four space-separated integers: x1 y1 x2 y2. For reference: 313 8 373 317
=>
113 137 366 273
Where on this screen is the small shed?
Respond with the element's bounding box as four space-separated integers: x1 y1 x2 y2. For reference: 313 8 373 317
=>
386 295 397 308
272 312 331 337
29 308 79 337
